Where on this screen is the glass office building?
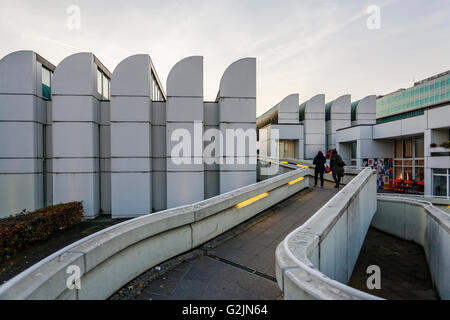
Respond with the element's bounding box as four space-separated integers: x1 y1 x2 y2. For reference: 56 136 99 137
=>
376 71 450 122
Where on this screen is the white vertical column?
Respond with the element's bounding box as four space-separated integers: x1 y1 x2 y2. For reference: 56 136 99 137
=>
328 95 351 152
352 95 376 126
0 51 46 218
303 94 326 159
424 127 432 196
218 58 257 194
166 56 204 208
110 55 152 218
51 53 100 218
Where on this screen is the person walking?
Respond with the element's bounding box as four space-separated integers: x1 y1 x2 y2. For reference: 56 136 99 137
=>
313 151 326 187
330 150 345 188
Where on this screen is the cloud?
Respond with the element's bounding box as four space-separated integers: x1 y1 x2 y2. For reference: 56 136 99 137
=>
0 0 449 116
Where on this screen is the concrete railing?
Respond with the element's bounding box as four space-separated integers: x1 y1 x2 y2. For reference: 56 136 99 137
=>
372 196 450 300
275 168 380 300
0 167 309 300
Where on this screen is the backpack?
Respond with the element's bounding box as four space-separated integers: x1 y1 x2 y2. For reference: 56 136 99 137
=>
337 156 345 167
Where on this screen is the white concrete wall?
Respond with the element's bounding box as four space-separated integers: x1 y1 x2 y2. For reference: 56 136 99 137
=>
337 125 392 168
51 53 100 218
166 57 204 208
275 168 380 300
302 94 326 159
1 52 260 218
372 196 450 300
278 94 300 124
257 94 304 160
327 95 351 152
373 114 426 140
218 58 257 193
110 55 153 218
352 95 376 126
0 51 47 218
427 103 450 130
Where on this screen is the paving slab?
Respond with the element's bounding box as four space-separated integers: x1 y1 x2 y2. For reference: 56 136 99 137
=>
348 228 439 300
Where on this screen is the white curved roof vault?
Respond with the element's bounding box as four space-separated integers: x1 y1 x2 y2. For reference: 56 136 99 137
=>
52 52 98 96
219 57 256 99
279 93 299 114
167 56 203 98
305 94 325 113
278 93 300 124
111 54 152 97
331 94 351 115
0 51 38 94
356 95 376 115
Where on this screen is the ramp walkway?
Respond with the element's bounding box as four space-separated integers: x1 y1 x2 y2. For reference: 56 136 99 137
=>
111 183 339 300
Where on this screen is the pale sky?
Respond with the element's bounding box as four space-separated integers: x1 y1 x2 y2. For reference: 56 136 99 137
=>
1 0 449 116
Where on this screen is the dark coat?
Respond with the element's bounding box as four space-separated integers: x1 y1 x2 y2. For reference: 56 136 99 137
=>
330 154 345 176
313 154 326 172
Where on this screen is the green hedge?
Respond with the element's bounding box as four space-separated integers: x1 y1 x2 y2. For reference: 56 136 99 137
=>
0 202 83 264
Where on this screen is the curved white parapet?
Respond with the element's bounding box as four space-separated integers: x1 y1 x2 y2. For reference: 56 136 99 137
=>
373 196 450 299
302 94 325 115
219 57 256 99
52 52 96 97
110 54 152 97
167 56 203 98
0 51 37 95
352 95 376 126
329 95 351 117
0 166 309 300
276 168 381 300
278 94 300 124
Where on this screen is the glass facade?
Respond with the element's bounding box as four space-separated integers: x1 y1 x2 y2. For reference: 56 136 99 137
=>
376 109 424 124
41 66 52 100
393 136 424 182
376 71 450 119
278 140 295 158
97 68 110 100
351 141 357 166
351 100 360 122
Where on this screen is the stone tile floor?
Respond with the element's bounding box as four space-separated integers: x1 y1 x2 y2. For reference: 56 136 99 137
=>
111 182 340 300
348 228 439 300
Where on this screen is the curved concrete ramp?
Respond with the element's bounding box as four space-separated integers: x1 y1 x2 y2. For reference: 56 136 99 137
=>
111 182 340 300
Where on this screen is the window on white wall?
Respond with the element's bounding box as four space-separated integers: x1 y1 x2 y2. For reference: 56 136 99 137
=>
432 169 449 197
393 136 424 182
97 68 110 100
42 66 52 99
